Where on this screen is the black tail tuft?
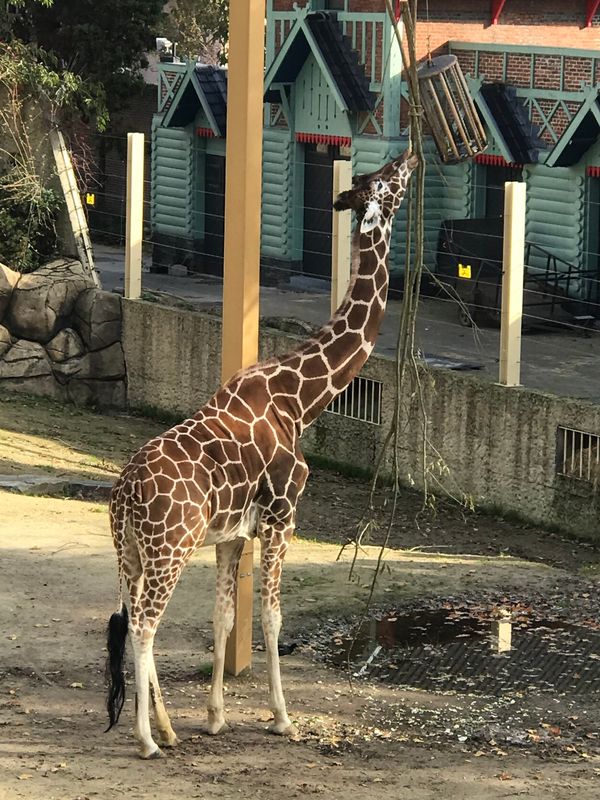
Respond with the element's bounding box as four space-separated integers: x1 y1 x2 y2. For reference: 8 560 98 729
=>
105 604 129 732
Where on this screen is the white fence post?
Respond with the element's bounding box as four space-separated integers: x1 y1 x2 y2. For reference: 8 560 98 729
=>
331 159 352 315
124 132 145 300
499 181 526 387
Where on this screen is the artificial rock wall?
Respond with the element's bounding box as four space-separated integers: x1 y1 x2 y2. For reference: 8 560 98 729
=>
0 259 126 407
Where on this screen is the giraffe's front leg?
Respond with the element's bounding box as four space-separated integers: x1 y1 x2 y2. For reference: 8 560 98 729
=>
206 538 245 735
260 524 296 736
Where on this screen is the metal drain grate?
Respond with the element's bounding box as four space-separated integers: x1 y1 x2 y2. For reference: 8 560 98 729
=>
327 376 382 425
332 606 600 697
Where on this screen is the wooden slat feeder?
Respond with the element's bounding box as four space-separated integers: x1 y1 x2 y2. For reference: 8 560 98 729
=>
417 54 487 163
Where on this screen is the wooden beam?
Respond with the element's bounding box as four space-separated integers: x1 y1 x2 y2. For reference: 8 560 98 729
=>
331 160 352 315
50 128 100 288
124 132 145 300
498 181 526 387
586 0 600 27
491 0 508 25
222 0 266 677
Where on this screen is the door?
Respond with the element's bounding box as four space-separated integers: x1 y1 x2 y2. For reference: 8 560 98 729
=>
204 154 225 274
302 143 349 279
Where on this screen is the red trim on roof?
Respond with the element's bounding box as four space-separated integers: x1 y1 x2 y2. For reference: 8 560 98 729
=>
296 132 351 147
491 0 508 25
588 166 600 177
196 127 215 138
475 153 522 168
586 0 600 27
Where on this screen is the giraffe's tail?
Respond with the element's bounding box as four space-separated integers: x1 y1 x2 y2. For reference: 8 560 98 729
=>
105 602 129 731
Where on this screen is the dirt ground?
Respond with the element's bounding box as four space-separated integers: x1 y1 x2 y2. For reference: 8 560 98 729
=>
1 392 600 799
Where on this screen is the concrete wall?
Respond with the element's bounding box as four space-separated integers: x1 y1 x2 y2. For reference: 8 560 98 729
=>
123 299 600 540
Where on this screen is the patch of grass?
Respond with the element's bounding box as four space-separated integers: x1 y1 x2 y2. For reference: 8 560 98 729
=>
580 563 600 576
130 404 186 428
305 453 375 482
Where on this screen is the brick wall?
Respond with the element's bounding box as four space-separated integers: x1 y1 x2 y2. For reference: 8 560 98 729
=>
416 0 600 61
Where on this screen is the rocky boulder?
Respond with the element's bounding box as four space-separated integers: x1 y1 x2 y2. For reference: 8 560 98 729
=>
1 339 53 379
5 258 95 343
0 325 12 358
0 262 21 322
74 289 122 350
46 328 85 363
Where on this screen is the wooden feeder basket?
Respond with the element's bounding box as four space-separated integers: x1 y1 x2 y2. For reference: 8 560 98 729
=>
417 54 487 164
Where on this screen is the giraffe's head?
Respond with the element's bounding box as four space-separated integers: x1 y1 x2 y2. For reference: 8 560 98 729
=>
333 150 419 233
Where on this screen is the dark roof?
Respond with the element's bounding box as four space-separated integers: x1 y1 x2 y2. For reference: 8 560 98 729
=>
479 83 544 164
165 65 227 136
550 98 600 167
265 11 375 112
196 65 227 136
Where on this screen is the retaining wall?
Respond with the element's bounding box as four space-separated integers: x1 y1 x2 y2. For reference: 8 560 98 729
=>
123 299 600 541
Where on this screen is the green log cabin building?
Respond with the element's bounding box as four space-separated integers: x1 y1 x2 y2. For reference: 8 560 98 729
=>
151 0 600 309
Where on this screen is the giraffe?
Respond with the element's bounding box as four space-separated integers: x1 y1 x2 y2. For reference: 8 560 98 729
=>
105 150 419 759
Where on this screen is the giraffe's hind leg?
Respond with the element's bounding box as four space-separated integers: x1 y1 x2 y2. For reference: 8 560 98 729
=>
259 521 296 736
129 562 186 759
206 538 245 735
149 653 178 747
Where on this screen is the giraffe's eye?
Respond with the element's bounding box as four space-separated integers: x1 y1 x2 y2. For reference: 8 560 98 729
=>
375 179 385 192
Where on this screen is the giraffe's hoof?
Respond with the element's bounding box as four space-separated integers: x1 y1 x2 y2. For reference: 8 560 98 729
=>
205 719 229 736
158 731 179 748
139 746 164 760
268 720 297 737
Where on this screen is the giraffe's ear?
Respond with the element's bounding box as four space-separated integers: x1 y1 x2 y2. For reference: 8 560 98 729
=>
360 200 381 233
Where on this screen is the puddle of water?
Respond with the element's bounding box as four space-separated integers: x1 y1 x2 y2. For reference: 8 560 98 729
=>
330 606 600 696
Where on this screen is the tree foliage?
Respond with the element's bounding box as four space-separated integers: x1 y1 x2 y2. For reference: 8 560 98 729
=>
164 0 229 64
5 0 166 112
0 40 108 270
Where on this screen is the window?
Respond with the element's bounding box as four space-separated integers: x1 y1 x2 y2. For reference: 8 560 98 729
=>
556 426 600 483
327 376 382 425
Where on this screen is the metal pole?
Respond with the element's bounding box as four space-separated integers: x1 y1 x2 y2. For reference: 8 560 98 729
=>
331 160 352 315
124 132 144 300
222 0 266 676
499 181 526 386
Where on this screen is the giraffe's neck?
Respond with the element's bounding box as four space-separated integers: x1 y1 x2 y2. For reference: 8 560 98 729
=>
283 219 392 430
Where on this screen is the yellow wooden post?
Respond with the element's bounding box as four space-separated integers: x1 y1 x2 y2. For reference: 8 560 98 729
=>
124 132 144 300
222 0 266 676
331 160 352 315
499 181 526 386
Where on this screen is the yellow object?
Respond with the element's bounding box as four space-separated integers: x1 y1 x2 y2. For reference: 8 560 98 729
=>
458 263 472 279
85 192 95 206
221 0 266 677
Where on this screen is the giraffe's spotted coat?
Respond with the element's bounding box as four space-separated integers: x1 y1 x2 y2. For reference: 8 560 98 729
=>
108 151 418 758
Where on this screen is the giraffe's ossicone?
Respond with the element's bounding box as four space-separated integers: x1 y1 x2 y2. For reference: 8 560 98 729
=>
105 150 418 759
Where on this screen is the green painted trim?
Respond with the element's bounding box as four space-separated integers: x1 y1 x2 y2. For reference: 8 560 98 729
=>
450 40 600 60
546 87 600 167
161 63 221 137
264 13 349 112
290 140 305 262
517 87 593 102
160 62 196 126
382 14 402 138
473 93 514 163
